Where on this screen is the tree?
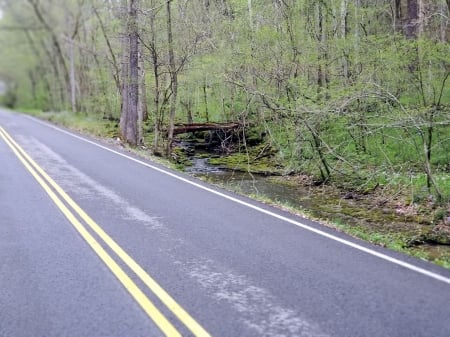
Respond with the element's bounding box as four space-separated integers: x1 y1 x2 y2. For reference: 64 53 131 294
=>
0 0 448 202
165 0 177 155
120 0 139 145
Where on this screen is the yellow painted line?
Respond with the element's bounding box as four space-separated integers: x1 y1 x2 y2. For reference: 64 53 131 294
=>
0 126 212 337
0 127 182 337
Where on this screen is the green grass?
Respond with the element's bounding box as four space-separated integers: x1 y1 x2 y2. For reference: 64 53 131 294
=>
24 110 119 139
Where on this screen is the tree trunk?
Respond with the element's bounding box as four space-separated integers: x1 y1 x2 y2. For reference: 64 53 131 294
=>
166 0 178 155
423 126 443 200
151 47 161 152
340 0 349 81
69 37 77 113
147 1 161 153
120 0 139 145
137 40 147 144
440 1 448 42
128 0 139 145
316 3 328 90
28 70 37 103
405 0 419 38
248 0 253 29
119 19 129 140
203 79 209 122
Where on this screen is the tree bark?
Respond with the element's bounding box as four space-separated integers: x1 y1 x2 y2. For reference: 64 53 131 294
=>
203 79 209 122
166 0 178 155
119 12 129 140
69 37 76 113
137 40 147 144
405 0 419 39
120 0 139 145
142 0 162 153
316 3 328 90
128 0 139 145
340 0 349 81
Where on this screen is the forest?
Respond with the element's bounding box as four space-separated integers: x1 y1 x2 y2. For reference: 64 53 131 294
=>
0 1 449 217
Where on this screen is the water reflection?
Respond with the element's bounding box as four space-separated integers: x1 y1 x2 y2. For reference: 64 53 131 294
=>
188 157 313 209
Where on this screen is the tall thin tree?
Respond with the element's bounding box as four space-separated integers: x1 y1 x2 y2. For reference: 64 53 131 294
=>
120 0 139 145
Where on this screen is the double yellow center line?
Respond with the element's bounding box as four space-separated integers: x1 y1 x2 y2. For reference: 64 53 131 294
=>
0 126 211 337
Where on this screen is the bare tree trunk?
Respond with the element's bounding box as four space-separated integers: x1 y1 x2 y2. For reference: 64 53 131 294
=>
203 79 209 122
340 0 349 81
69 37 76 113
137 40 147 144
151 46 161 152
248 0 253 29
406 0 419 38
128 0 139 145
166 0 178 155
354 0 360 76
316 3 327 90
145 1 162 153
393 0 402 32
120 18 129 139
64 4 78 114
422 124 443 200
395 0 402 18
440 1 448 42
417 0 427 37
340 0 348 38
120 0 139 145
180 98 193 124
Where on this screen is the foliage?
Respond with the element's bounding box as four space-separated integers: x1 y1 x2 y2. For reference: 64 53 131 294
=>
0 0 448 200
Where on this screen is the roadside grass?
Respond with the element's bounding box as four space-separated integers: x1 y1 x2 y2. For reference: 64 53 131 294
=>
20 109 185 172
332 220 450 269
24 110 119 139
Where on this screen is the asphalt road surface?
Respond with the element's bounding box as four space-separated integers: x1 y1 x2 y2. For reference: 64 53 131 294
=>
1 108 449 337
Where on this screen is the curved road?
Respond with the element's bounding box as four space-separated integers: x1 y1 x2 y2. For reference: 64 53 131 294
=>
1 109 449 337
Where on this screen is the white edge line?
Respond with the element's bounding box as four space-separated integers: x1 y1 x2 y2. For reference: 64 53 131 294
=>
25 115 450 285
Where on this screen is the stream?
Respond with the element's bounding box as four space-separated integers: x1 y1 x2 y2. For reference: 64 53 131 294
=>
186 157 305 201
187 161 314 208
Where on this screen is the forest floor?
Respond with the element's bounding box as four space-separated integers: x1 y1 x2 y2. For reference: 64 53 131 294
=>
24 110 450 269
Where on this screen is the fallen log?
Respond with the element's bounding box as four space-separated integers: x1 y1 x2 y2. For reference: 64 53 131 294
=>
172 122 240 135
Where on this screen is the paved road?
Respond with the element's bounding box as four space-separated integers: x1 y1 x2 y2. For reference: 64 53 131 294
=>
0 109 449 337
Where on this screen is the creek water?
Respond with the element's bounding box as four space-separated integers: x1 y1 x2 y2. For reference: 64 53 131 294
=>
186 157 343 221
186 158 312 207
